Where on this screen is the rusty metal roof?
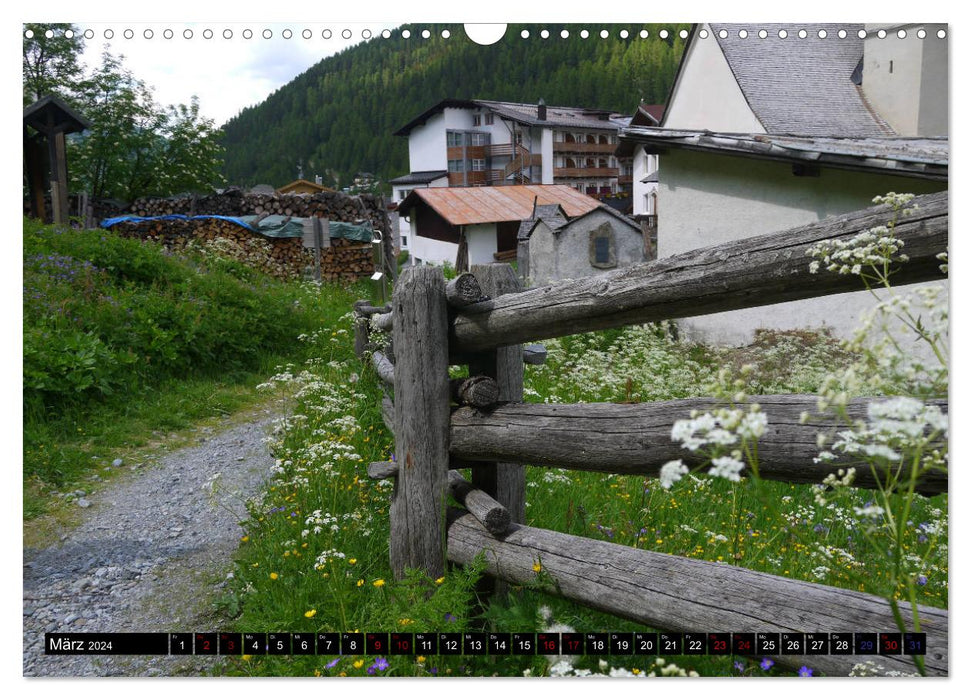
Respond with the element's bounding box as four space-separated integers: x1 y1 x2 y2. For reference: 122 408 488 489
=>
397 185 602 226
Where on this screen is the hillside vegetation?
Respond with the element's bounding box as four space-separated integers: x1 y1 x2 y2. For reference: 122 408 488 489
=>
220 23 686 187
23 219 358 517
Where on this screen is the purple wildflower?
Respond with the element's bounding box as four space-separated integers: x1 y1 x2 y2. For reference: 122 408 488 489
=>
760 658 774 671
324 658 340 669
734 661 746 673
372 657 389 671
798 666 813 677
430 667 438 675
444 613 457 623
917 575 928 586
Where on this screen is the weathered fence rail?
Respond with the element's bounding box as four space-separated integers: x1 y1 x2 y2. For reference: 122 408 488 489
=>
450 191 948 352
450 396 948 496
352 192 949 676
446 509 948 678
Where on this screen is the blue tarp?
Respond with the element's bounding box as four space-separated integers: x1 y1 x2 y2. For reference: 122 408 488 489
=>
100 214 374 242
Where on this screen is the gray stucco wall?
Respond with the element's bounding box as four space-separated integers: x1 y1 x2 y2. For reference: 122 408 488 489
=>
528 210 643 286
657 149 947 345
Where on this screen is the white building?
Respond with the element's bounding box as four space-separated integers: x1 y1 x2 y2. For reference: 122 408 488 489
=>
390 99 636 260
617 23 948 345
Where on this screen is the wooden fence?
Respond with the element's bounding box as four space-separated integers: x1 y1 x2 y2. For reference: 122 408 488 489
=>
352 191 948 677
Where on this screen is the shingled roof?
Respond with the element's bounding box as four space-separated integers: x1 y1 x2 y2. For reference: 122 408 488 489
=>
619 127 948 180
697 24 894 137
394 99 623 136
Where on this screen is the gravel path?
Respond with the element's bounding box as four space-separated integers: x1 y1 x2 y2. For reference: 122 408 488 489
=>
23 402 282 677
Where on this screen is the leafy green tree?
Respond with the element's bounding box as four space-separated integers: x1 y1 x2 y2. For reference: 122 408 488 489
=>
22 22 85 105
69 50 224 202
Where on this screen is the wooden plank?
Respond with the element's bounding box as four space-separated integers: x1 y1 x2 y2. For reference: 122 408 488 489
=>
371 350 395 386
371 312 393 332
446 509 947 676
451 192 948 352
445 272 487 308
381 393 395 433
367 461 398 480
447 471 511 535
449 376 500 408
389 266 451 580
468 264 526 524
353 311 369 359
522 344 547 365
450 395 948 495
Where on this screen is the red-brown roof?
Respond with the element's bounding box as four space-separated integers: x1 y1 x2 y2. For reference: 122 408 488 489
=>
397 185 602 226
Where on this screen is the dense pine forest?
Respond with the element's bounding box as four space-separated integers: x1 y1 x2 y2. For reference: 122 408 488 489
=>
220 23 687 189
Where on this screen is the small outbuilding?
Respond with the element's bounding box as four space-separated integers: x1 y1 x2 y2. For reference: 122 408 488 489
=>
518 204 643 286
23 95 90 225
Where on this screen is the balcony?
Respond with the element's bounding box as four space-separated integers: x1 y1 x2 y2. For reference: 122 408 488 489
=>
485 143 516 157
553 167 620 179
553 141 617 155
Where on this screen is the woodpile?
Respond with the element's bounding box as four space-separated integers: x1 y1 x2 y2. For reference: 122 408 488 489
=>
100 187 391 283
109 217 374 282
126 189 391 235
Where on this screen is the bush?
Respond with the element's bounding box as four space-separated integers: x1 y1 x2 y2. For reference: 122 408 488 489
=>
22 218 344 414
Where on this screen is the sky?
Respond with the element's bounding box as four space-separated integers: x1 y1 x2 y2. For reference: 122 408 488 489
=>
75 22 397 127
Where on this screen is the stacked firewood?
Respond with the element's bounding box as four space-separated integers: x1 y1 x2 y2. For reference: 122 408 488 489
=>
126 190 390 234
109 217 374 281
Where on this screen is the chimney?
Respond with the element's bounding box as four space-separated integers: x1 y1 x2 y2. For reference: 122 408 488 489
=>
537 98 547 121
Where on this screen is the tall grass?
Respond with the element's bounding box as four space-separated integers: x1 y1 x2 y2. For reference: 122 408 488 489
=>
22 218 358 517
220 312 947 678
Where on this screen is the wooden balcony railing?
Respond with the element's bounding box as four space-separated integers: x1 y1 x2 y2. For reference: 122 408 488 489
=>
553 167 620 178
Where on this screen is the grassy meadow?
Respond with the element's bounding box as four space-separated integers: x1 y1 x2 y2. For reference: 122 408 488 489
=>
22 219 359 519
217 315 947 678
22 218 946 678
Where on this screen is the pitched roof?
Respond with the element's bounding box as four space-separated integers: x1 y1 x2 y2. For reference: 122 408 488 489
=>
394 98 623 136
517 204 569 241
619 127 948 180
706 23 893 137
276 179 334 193
23 94 90 134
389 170 448 185
397 185 602 226
631 104 665 126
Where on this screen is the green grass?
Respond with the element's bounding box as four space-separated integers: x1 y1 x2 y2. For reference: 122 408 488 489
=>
22 218 364 521
219 319 947 678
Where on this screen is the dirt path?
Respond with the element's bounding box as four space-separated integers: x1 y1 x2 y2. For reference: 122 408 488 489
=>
23 401 283 676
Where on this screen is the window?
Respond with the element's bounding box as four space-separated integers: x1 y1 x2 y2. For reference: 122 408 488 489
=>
448 159 465 172
447 131 464 147
471 159 486 171
485 113 494 125
589 222 616 269
472 114 481 127
594 237 610 264
401 235 408 248
469 132 489 146
397 188 412 201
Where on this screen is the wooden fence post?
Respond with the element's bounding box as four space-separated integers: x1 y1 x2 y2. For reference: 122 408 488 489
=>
467 264 526 523
389 266 451 581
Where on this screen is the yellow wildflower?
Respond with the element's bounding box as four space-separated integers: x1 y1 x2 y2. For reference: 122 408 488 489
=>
356 579 364 587
242 654 252 661
353 660 364 669
240 536 249 542
305 609 317 618
373 579 386 587
349 558 357 565
532 562 542 573
435 576 445 585
270 572 279 580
